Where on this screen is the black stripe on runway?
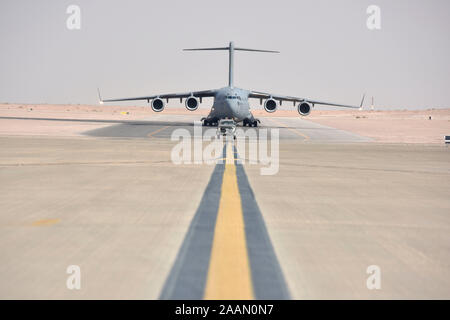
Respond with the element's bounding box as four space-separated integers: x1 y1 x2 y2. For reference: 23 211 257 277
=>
160 143 290 299
159 146 226 299
234 146 291 300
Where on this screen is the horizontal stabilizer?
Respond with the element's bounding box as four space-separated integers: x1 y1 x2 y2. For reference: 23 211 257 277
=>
183 42 279 87
183 47 229 51
235 47 279 53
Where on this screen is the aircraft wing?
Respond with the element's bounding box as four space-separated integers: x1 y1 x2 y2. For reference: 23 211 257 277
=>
98 89 216 103
249 91 365 109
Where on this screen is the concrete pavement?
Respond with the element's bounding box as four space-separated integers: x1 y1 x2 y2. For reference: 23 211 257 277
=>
0 114 449 299
0 136 213 299
246 141 450 299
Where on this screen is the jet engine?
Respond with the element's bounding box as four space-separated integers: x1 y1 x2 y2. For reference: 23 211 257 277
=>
264 98 277 113
151 98 165 112
297 101 312 116
185 96 199 111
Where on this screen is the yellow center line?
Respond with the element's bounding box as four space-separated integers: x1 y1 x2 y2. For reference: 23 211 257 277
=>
32 218 60 226
204 141 254 300
268 117 310 140
147 125 169 138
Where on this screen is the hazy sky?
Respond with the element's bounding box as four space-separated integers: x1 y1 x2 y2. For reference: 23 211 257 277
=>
1 0 449 109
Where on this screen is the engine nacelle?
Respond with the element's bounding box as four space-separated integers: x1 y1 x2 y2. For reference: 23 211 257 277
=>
264 98 277 113
297 101 312 116
185 96 199 111
151 98 165 112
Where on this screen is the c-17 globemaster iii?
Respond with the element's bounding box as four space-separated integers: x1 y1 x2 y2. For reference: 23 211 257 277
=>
99 41 364 127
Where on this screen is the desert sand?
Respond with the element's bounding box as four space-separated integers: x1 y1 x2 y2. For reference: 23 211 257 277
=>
256 108 450 144
0 103 449 143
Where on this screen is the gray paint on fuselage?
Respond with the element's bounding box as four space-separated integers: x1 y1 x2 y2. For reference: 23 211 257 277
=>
207 86 253 123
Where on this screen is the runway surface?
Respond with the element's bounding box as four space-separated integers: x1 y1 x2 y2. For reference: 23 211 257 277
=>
160 143 289 299
0 114 449 299
83 114 371 142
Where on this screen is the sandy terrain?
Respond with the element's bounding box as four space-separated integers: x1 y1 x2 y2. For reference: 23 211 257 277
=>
0 104 209 137
306 109 450 144
0 103 449 143
0 103 209 121
255 108 450 144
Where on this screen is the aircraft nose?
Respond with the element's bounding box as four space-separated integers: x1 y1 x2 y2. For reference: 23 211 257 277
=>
225 99 239 114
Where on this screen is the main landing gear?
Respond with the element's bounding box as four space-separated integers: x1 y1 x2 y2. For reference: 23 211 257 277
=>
242 118 260 127
202 118 218 126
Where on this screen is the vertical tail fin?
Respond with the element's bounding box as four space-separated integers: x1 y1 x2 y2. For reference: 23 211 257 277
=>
183 42 279 88
97 87 103 104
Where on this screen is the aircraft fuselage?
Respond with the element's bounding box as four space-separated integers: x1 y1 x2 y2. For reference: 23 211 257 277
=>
207 86 253 123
